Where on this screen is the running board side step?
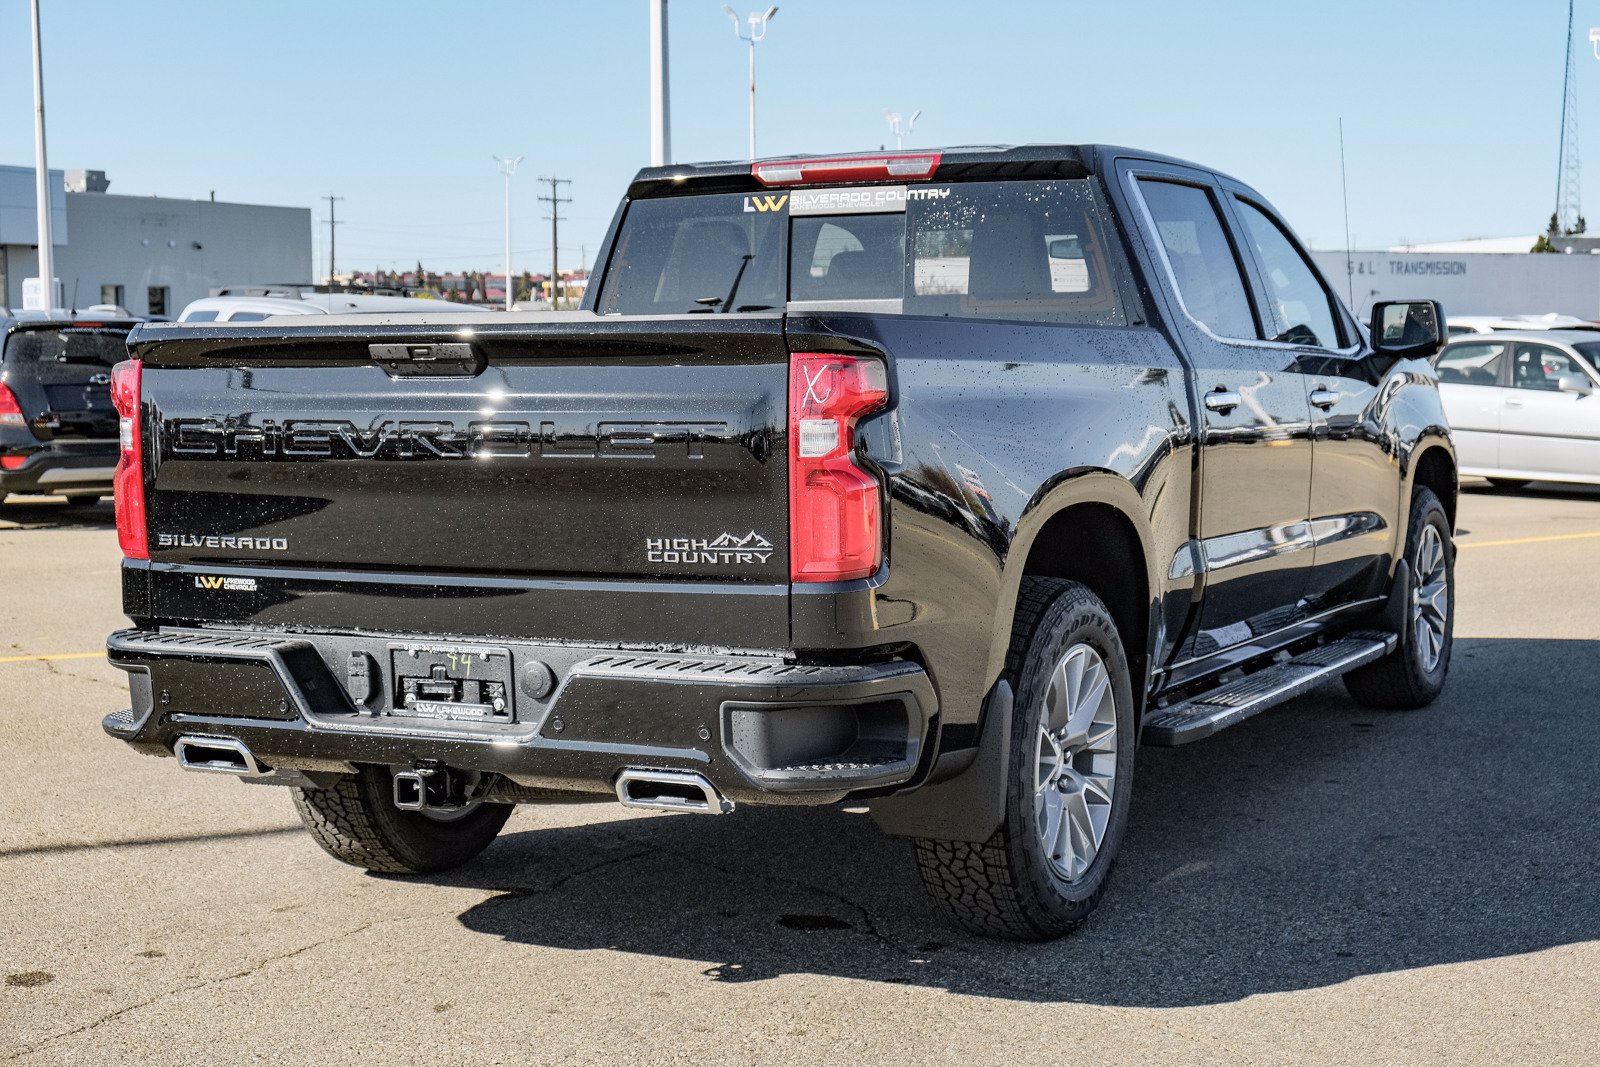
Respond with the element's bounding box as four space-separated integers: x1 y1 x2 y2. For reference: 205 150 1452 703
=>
1142 632 1397 746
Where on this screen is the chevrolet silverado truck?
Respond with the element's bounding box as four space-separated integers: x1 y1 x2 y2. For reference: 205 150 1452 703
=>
103 145 1456 940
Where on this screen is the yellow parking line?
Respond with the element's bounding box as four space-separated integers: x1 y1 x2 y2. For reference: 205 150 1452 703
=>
0 651 104 664
1458 531 1600 550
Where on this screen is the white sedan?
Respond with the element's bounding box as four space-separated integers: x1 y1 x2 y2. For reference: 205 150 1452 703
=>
1434 329 1600 487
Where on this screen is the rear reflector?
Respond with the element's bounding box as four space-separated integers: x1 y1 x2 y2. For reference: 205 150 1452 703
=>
754 153 941 187
789 353 888 582
109 359 148 559
0 383 24 429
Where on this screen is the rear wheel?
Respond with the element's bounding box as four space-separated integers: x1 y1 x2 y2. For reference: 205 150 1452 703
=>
61 495 102 506
291 765 512 874
1344 486 1454 709
915 578 1136 940
1486 478 1530 491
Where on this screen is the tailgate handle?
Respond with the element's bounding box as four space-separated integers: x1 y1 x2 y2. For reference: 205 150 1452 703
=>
368 342 483 377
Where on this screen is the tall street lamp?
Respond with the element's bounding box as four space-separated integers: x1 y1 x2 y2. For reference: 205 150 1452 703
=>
494 155 524 311
883 109 921 151
723 5 777 161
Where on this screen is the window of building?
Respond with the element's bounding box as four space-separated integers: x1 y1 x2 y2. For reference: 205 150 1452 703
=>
100 284 125 308
147 286 170 317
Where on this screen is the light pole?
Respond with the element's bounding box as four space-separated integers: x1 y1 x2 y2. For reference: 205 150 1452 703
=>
29 0 55 311
650 0 671 166
723 5 777 161
494 155 524 311
883 109 921 151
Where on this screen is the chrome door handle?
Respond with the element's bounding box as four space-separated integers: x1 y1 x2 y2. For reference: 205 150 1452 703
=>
1204 390 1242 413
1309 388 1340 410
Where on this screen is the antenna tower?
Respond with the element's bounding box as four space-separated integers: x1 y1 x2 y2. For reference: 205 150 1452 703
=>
1555 0 1584 235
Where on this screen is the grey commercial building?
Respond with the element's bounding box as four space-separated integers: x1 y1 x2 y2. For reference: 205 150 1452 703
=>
1311 247 1600 321
0 165 311 316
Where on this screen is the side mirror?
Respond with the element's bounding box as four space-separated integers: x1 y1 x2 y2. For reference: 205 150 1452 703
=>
1370 299 1446 360
1557 374 1594 396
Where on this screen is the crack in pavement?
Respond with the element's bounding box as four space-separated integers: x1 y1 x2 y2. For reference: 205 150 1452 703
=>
1 910 444 1061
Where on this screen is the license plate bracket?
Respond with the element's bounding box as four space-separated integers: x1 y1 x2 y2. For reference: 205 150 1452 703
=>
388 642 514 722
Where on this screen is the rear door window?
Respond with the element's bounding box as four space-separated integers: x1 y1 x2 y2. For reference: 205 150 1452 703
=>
1436 343 1506 386
1135 179 1260 340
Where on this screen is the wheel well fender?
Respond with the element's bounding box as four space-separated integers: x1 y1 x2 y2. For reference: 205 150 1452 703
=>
987 472 1158 711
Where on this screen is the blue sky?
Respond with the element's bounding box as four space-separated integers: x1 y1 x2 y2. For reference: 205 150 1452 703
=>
0 1 1587 275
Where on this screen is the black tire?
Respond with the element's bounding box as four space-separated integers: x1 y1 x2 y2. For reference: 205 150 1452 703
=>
61 495 102 506
291 765 512 874
1486 478 1530 491
1343 486 1454 709
914 578 1136 940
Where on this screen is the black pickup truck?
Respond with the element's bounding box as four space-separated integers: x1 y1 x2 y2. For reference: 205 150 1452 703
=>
104 145 1455 940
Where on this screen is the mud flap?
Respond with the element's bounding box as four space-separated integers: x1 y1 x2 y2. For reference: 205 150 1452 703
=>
868 680 1011 843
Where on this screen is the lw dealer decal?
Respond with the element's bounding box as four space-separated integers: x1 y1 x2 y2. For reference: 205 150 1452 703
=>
743 193 788 213
194 575 259 592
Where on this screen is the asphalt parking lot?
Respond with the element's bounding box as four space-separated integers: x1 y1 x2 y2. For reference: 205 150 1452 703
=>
3 483 1598 1066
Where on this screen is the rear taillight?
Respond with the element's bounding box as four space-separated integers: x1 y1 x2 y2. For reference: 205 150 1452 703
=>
0 383 24 428
753 153 941 187
110 359 148 559
789 353 889 582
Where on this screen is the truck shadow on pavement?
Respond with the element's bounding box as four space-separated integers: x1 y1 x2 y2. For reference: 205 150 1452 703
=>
0 498 115 531
445 635 1598 1007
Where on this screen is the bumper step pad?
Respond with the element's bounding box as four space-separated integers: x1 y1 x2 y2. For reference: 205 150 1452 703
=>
1143 632 1397 746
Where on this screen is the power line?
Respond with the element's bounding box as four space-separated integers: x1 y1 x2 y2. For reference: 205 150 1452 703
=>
538 177 572 307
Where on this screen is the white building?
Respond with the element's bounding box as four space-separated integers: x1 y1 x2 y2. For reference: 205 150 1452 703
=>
0 165 311 316
1311 247 1600 321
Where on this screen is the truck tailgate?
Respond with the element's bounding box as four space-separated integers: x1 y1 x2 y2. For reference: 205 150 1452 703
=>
129 314 790 645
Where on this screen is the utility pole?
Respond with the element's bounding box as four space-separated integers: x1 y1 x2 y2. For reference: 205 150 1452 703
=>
538 177 572 308
649 0 671 166
323 195 344 287
494 155 524 310
29 0 55 310
723 6 778 161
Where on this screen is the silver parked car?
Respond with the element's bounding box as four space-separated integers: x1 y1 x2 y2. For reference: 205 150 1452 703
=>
1434 329 1600 488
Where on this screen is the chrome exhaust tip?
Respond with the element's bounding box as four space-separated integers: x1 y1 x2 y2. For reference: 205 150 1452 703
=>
615 768 733 815
174 736 266 777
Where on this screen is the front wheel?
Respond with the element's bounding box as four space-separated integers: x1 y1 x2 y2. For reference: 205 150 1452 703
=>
291 765 512 874
915 578 1136 940
1344 486 1454 709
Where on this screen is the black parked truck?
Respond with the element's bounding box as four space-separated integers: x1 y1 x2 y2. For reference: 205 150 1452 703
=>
104 146 1456 939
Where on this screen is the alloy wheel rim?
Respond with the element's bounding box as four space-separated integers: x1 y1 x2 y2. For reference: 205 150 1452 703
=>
1411 523 1449 673
1033 644 1119 883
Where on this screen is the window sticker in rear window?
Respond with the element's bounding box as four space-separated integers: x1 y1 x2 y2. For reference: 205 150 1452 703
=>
788 186 952 216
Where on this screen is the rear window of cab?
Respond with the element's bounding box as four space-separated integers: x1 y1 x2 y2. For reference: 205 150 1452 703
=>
596 180 1137 326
